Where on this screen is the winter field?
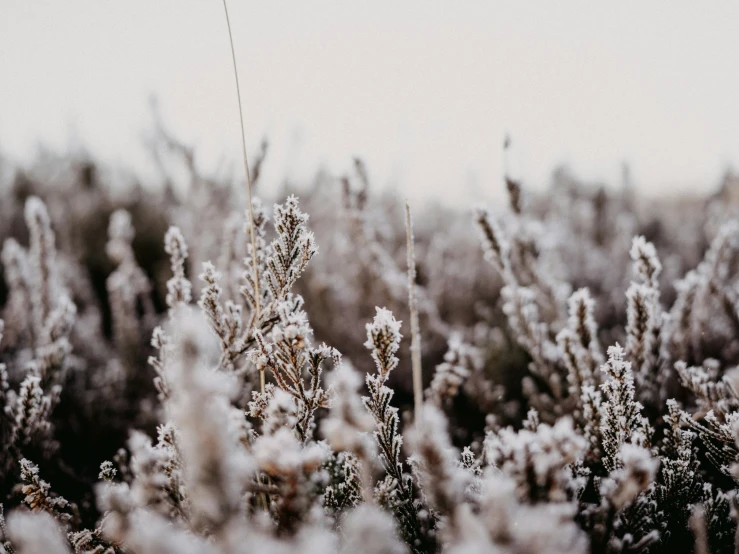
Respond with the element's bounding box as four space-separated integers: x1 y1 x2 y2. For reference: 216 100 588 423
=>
0 138 739 554
4 2 739 552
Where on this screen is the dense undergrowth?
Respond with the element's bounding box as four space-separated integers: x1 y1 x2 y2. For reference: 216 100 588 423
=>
1 138 739 553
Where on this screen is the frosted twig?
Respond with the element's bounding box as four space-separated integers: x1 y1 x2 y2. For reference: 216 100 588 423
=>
405 201 423 424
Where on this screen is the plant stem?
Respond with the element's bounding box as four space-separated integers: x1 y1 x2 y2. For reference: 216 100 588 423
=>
405 201 423 423
221 0 264 392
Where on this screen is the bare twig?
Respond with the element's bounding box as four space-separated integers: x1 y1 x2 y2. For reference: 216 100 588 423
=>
405 201 423 423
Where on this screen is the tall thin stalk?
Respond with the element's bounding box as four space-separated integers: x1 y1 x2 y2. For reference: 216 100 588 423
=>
221 0 264 392
405 201 423 423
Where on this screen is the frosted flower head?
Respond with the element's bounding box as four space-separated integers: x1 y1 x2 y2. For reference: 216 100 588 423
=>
630 236 662 286
164 226 192 310
245 196 268 236
99 460 117 482
600 344 631 380
266 195 318 300
199 261 221 284
24 196 53 242
274 194 310 228
567 288 597 348
475 208 510 274
364 307 402 380
164 226 189 263
274 299 312 346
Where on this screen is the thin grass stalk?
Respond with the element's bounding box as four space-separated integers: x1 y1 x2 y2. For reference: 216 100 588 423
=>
690 505 709 554
221 0 264 392
221 3 271 513
405 201 423 423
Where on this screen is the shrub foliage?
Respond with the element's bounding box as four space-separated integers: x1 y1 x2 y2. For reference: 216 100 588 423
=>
1 148 739 553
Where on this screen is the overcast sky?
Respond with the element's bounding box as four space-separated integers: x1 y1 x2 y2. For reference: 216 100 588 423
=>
2 1 739 204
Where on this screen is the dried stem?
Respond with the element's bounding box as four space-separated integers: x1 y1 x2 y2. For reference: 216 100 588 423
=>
221 0 263 391
690 505 709 554
405 201 423 423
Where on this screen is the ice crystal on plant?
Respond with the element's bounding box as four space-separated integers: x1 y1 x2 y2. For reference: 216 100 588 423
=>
599 344 652 472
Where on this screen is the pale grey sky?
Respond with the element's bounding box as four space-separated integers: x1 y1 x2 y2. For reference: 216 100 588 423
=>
2 1 739 203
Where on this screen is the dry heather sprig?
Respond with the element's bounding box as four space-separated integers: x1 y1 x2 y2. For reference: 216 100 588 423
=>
475 208 511 280
364 307 402 380
625 284 657 384
148 326 173 401
557 288 602 423
249 302 334 442
426 334 482 408
567 287 603 367
106 210 153 356
675 360 739 418
0 198 80 473
1 238 32 347
9 375 53 449
25 197 59 346
362 307 437 553
163 226 192 314
599 344 652 472
630 235 662 288
198 261 246 371
265 195 317 302
17 459 77 526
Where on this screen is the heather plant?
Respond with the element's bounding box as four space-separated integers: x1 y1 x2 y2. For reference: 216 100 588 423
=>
5 124 739 554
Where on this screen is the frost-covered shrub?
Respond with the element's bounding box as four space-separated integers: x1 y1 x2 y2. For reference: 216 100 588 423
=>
3 143 739 553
